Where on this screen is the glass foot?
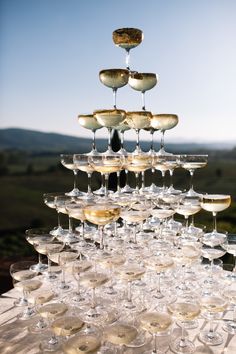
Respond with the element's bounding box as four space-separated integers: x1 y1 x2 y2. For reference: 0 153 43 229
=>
170 337 195 353
30 263 48 272
17 307 36 320
198 330 223 346
65 188 84 197
39 337 61 352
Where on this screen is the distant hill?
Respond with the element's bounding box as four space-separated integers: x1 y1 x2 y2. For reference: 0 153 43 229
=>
0 128 235 154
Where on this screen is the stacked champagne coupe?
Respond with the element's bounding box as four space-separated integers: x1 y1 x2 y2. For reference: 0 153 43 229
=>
10 28 236 354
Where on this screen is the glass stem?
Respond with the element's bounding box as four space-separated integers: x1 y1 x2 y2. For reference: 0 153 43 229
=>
120 131 124 150
104 173 109 198
212 212 217 232
113 88 117 109
160 130 165 151
133 223 137 243
69 217 73 234
87 173 92 194
156 272 161 294
77 278 80 295
127 281 132 302
81 221 85 239
154 334 158 353
169 169 173 188
125 49 130 70
135 172 139 193
92 130 97 152
208 320 215 338
150 130 154 152
99 225 104 250
141 91 146 110
141 171 145 192
136 129 140 151
189 170 194 192
107 128 112 152
125 169 129 187
38 253 43 265
73 170 78 190
117 171 121 193
162 171 166 190
179 325 187 347
57 211 61 228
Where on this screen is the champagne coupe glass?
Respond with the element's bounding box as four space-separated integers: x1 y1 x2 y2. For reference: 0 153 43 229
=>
63 333 101 354
124 153 153 194
138 311 172 354
36 239 65 282
43 192 66 237
94 109 126 155
103 322 139 353
66 200 89 241
121 208 150 245
39 301 68 352
152 154 172 194
10 260 37 308
199 291 228 345
117 264 146 311
112 27 143 70
28 291 55 333
83 202 121 249
201 237 227 287
73 154 95 199
126 110 152 153
77 114 102 155
168 298 201 353
175 195 202 237
55 194 79 244
223 234 236 273
56 247 79 292
79 271 109 323
179 154 208 196
60 154 84 197
128 72 158 110
201 194 231 242
145 255 175 303
99 68 129 108
10 261 42 320
151 114 178 155
70 259 93 305
88 154 124 199
25 227 52 272
160 154 181 194
51 315 85 342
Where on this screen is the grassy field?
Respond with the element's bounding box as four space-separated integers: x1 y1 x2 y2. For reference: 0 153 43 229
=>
0 153 235 293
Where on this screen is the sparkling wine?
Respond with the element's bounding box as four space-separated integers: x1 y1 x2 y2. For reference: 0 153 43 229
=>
63 334 101 354
34 291 54 304
52 316 84 336
83 204 120 225
151 114 178 131
129 72 158 92
126 111 152 129
79 272 109 288
94 109 126 128
15 279 42 292
182 161 207 170
98 255 126 269
151 209 175 219
39 302 68 319
73 260 92 274
176 204 201 216
103 323 138 345
78 114 102 130
201 296 228 313
112 28 143 50
201 195 231 212
139 312 172 333
99 69 129 89
201 248 225 260
145 256 174 272
124 154 152 172
118 265 146 281
168 302 200 321
121 210 150 223
12 270 36 281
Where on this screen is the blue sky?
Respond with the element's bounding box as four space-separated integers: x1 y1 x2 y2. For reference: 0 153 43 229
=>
1 0 236 143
